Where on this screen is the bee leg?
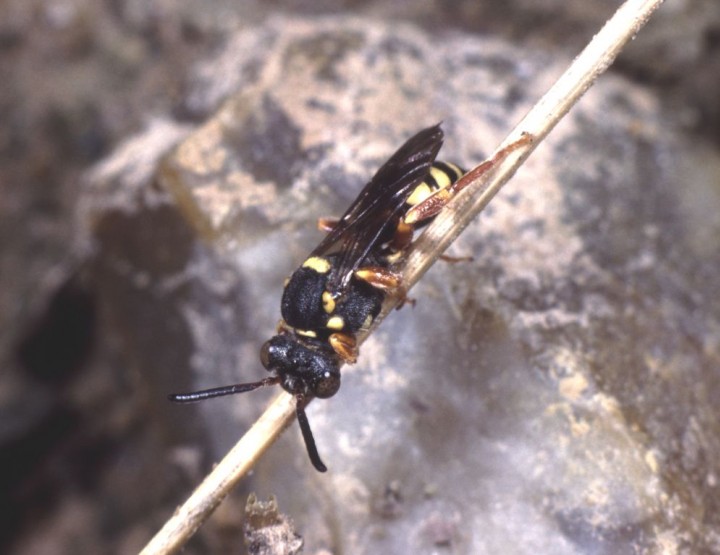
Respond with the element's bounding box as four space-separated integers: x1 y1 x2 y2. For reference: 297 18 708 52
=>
439 254 474 263
354 266 414 308
395 293 416 310
403 188 452 226
389 220 414 252
354 267 416 308
354 266 402 292
329 332 358 364
404 133 533 225
389 217 470 265
317 217 339 232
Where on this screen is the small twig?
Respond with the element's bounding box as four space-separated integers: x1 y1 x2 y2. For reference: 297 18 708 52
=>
141 0 665 552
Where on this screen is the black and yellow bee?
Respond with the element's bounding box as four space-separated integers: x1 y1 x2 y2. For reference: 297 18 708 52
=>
170 124 465 472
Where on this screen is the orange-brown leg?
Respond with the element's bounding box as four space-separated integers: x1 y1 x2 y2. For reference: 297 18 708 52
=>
390 220 414 252
404 188 452 225
355 266 416 308
394 289 416 310
355 266 415 310
329 332 358 364
439 254 474 263
354 266 402 292
404 133 533 225
317 217 339 232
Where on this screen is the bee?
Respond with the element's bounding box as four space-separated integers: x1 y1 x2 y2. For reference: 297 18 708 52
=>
170 124 466 472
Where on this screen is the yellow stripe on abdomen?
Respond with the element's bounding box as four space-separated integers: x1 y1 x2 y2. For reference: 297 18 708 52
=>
406 161 465 207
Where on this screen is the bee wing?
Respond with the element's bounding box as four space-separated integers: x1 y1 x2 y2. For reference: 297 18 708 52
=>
312 124 444 295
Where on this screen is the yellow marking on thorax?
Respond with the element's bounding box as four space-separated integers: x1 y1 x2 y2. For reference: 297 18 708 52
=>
326 315 344 330
322 291 336 314
296 328 318 338
302 256 332 274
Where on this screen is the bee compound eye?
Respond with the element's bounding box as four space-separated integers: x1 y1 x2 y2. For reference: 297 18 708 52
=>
259 340 272 369
314 371 340 399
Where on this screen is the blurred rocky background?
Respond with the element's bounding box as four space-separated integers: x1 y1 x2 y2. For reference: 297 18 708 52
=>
2 1 719 554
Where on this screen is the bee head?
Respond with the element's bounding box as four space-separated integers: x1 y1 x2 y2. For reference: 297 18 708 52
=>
168 333 339 472
260 335 341 399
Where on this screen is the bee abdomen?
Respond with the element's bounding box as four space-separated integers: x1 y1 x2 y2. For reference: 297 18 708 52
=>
405 161 464 207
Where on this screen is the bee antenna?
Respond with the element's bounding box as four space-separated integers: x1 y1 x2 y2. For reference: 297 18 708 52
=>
295 394 328 472
168 376 281 403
